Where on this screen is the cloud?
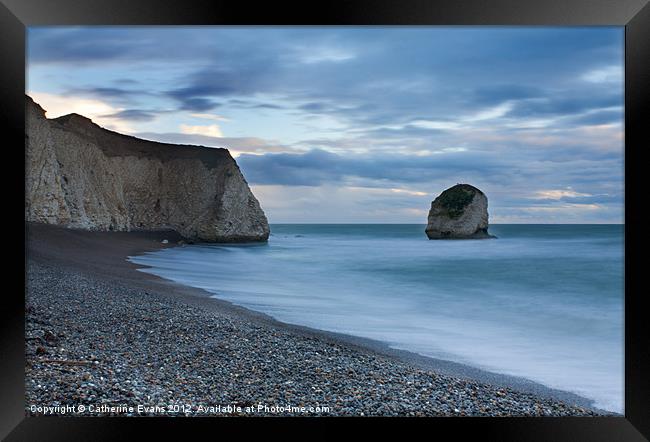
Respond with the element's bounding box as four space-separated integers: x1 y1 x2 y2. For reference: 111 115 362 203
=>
471 85 543 106
236 148 508 187
134 132 295 156
521 203 603 212
28 91 136 133
70 86 136 99
250 184 431 223
409 120 461 131
467 101 516 122
582 65 623 83
296 47 356 64
299 102 332 113
28 27 246 65
190 113 229 122
29 91 113 118
566 109 623 126
27 27 624 223
28 28 138 63
225 99 287 110
29 27 625 131
169 95 220 112
505 94 622 119
101 109 158 122
386 188 429 196
532 189 592 200
164 56 282 110
179 124 223 138
528 190 622 207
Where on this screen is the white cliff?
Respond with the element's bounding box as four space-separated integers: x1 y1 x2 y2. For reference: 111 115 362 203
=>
25 96 269 242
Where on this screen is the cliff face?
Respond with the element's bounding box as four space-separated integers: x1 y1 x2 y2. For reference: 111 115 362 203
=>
25 96 270 242
425 184 495 239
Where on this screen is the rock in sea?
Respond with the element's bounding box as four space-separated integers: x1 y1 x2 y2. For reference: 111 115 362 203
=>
425 184 496 239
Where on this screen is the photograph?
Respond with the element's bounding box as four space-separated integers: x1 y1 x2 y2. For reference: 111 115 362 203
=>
22 25 626 418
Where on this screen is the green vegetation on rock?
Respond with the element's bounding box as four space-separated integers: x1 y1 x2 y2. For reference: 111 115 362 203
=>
437 184 476 219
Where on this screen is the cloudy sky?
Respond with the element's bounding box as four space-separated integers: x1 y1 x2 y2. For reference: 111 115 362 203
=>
27 27 624 223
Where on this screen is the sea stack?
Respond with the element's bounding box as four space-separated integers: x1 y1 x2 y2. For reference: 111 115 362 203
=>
425 184 495 239
25 95 270 242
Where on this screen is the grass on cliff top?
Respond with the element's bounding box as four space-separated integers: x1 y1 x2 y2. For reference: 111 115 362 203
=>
437 185 476 219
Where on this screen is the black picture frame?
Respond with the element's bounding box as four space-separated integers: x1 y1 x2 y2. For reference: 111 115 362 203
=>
2 0 648 439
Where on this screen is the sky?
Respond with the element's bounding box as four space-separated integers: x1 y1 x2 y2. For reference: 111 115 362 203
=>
27 27 624 223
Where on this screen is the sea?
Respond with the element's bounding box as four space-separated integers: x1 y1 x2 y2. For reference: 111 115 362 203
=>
128 224 624 413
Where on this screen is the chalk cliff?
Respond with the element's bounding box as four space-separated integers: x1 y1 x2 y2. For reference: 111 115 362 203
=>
25 96 269 242
425 184 495 239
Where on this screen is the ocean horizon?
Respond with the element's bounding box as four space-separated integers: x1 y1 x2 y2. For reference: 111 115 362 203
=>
129 223 624 412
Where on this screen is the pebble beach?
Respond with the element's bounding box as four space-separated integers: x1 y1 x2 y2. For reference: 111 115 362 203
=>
25 224 609 417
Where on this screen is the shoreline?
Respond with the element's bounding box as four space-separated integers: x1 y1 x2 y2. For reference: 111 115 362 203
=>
25 223 613 416
130 262 602 411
